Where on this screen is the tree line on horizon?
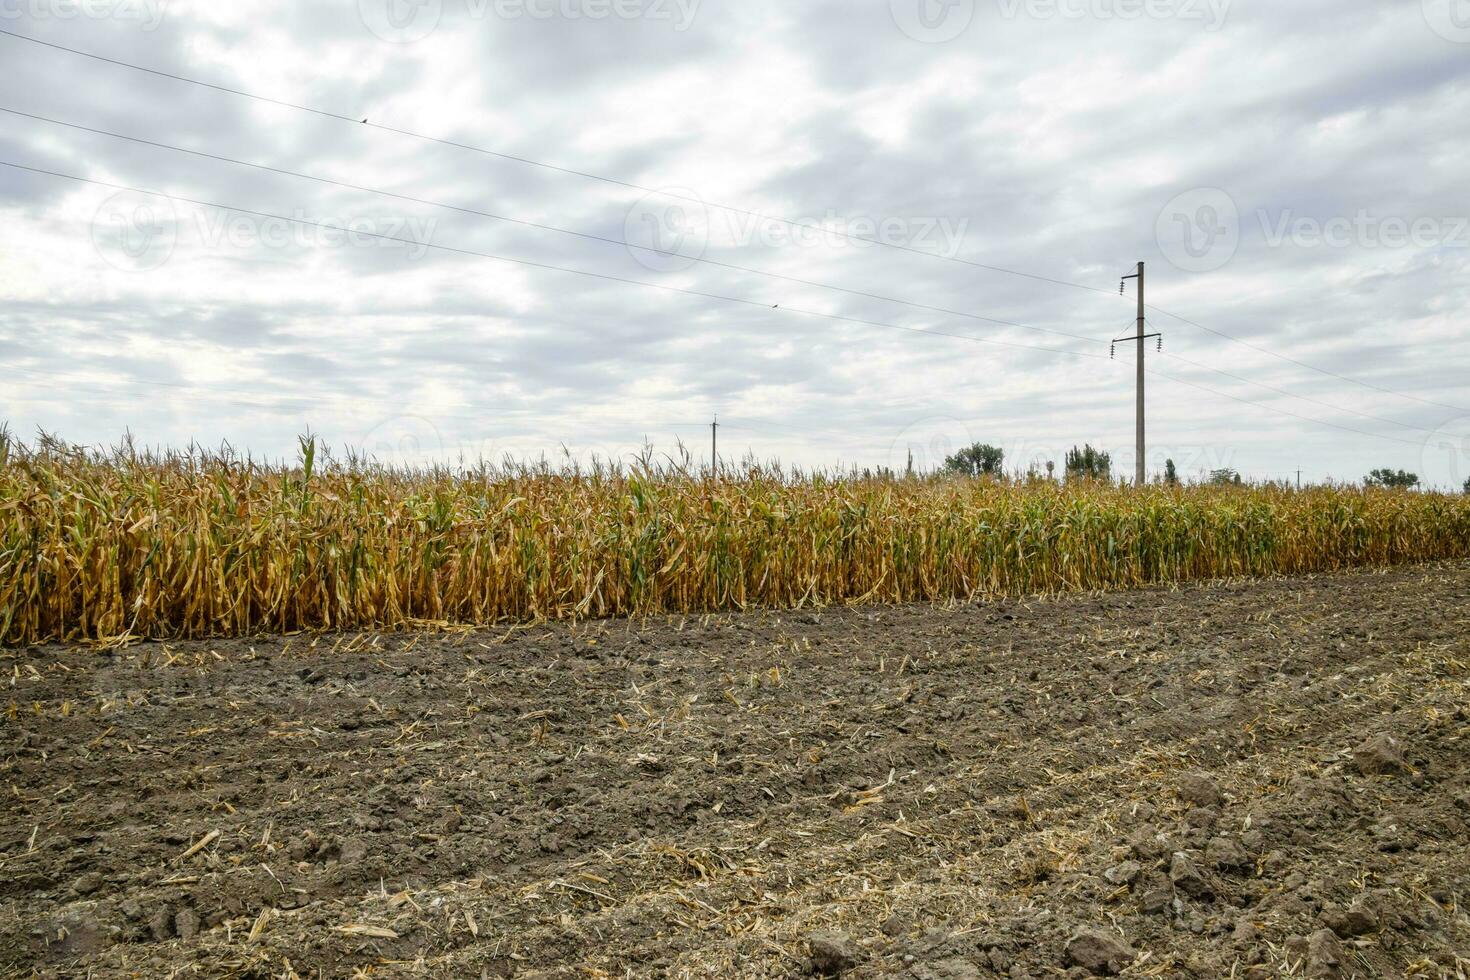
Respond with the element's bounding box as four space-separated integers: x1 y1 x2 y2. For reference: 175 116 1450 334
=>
935 442 1467 493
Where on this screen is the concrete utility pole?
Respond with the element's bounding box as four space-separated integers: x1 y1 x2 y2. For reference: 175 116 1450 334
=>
711 415 719 476
1116 262 1160 486
1134 262 1145 485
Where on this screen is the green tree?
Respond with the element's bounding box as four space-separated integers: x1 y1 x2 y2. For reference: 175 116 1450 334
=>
1164 458 1179 486
1364 468 1419 489
943 443 1005 478
1209 468 1243 486
1464 477 1470 495
1065 444 1111 482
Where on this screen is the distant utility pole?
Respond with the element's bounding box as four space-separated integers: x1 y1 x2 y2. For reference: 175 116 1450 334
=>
1116 262 1161 486
1297 469 1302 490
711 414 719 476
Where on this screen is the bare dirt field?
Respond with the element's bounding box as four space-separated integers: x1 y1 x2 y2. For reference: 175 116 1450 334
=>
3 562 1469 978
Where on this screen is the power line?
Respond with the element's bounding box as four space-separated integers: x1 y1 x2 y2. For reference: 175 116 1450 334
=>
4 160 1436 450
1161 350 1443 436
1106 313 1446 438
12 104 1453 443
1147 367 1425 449
4 27 1460 418
0 28 1113 297
1148 303 1470 415
2 161 1440 451
1 159 1110 367
1101 312 1444 437
1095 321 1429 451
0 105 1104 351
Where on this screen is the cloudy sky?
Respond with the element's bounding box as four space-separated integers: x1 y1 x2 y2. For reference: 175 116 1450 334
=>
1 0 1468 485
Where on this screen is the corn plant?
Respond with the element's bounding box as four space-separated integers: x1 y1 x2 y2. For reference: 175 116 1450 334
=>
2 433 1467 645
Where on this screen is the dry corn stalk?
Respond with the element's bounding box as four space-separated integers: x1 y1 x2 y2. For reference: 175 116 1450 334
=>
3 430 1467 645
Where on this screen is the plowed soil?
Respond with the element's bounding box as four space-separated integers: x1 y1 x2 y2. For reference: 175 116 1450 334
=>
3 562 1469 978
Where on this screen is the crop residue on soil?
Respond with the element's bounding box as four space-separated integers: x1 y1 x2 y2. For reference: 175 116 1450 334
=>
3 562 1469 977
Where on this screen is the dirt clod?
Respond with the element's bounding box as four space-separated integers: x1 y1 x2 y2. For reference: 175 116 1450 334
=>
808 931 862 975
1176 772 1225 808
1137 876 1174 915
1306 928 1346 977
4 563 1469 977
339 838 368 865
1187 810 1218 832
1064 930 1136 975
146 909 172 943
1354 733 1409 776
911 957 983 979
69 873 103 896
1206 835 1252 871
172 910 200 942
1324 897 1379 938
1169 851 1213 900
1231 919 1258 945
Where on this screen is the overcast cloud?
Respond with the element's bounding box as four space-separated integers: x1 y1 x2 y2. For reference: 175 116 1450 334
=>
1 0 1468 485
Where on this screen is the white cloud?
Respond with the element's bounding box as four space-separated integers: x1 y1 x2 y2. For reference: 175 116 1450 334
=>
0 0 1467 486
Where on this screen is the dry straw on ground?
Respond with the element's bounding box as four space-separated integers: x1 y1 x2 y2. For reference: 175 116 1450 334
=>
3 432 1468 644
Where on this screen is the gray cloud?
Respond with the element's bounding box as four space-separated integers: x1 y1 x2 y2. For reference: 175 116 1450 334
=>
0 0 1467 485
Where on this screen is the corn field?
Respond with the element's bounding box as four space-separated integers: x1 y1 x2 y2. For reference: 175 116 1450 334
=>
3 432 1468 645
